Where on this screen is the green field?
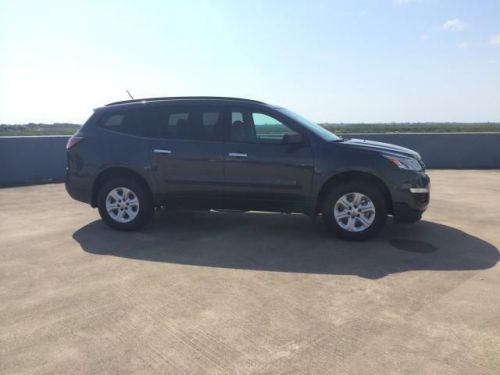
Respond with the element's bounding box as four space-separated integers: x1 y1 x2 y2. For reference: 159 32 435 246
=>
0 123 81 136
1 122 500 137
322 122 500 134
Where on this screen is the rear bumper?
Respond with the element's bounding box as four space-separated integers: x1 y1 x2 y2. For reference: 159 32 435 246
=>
65 169 92 205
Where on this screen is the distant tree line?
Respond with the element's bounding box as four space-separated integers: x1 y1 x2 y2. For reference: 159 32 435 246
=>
0 123 81 136
1 122 500 136
321 122 500 134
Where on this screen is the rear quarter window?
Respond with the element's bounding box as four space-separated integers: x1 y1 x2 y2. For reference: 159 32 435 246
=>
97 105 224 140
98 108 157 137
98 110 136 133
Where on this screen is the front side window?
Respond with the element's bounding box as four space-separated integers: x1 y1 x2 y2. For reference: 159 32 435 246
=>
252 113 298 142
229 110 298 143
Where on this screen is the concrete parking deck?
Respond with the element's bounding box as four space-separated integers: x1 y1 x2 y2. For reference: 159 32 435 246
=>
1 170 499 374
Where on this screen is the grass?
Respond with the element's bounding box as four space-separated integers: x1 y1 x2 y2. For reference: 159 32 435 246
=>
321 122 500 134
1 122 500 136
0 123 81 136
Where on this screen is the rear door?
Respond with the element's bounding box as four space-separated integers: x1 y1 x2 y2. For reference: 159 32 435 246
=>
146 104 226 201
222 107 314 210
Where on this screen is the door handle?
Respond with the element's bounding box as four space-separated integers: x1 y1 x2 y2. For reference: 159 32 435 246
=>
228 152 248 158
153 149 172 155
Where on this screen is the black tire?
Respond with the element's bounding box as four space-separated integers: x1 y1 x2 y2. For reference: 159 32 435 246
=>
322 181 388 241
97 177 154 231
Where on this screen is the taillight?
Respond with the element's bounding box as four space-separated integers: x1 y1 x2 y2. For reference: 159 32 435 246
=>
66 136 84 150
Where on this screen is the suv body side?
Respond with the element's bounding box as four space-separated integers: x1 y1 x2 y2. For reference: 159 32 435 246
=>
66 107 158 207
67 100 318 212
66 99 429 223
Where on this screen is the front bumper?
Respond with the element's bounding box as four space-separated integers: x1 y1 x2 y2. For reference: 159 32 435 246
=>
409 187 429 194
392 172 430 223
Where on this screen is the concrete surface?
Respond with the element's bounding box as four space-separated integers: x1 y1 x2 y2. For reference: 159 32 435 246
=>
1 170 499 374
2 133 500 186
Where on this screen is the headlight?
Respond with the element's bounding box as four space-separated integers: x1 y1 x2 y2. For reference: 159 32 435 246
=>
383 155 422 171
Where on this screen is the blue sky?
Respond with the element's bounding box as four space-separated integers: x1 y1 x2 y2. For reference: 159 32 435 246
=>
1 0 499 124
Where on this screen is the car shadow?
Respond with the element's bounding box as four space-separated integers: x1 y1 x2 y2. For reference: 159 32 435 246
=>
73 210 499 279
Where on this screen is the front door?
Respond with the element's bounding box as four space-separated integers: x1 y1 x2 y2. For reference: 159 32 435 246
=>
222 108 314 211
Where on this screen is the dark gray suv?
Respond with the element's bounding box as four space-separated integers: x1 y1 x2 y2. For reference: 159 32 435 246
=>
66 97 430 240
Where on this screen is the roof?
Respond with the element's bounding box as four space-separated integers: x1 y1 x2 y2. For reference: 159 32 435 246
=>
105 96 266 107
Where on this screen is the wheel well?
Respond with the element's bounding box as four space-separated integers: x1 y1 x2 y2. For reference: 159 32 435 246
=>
315 171 393 214
91 167 152 207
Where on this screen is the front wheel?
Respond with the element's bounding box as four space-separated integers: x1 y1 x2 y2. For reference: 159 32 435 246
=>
322 182 387 240
97 178 154 231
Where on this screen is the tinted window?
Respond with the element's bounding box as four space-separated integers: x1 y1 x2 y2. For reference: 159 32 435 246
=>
99 106 223 141
99 108 158 137
201 111 221 141
232 112 243 123
157 108 222 141
99 110 137 134
230 111 254 142
134 107 163 137
163 111 192 139
103 114 125 128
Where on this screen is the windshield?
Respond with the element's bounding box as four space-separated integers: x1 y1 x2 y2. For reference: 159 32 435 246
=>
275 107 342 142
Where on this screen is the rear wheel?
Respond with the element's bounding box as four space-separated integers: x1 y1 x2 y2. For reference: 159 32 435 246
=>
97 178 153 231
322 182 387 240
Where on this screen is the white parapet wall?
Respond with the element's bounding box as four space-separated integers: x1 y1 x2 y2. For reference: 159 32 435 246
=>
1 133 499 186
0 136 69 186
342 133 500 169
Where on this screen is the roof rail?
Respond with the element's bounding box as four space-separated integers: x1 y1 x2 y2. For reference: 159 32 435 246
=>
105 96 265 106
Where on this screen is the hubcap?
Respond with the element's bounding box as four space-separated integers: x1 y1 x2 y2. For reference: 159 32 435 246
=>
333 192 376 232
105 187 140 223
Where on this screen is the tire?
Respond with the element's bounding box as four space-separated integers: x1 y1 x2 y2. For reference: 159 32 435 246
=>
322 181 387 241
97 177 154 231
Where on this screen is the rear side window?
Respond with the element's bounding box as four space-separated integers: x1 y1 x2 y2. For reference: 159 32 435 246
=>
157 107 222 141
160 111 195 139
134 107 163 137
103 114 125 128
99 110 137 134
98 105 223 141
99 108 160 138
201 111 221 140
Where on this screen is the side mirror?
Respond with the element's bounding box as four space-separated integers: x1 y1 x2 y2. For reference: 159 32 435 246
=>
282 133 304 145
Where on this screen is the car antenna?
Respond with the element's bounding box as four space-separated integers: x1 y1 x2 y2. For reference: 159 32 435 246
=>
126 90 134 99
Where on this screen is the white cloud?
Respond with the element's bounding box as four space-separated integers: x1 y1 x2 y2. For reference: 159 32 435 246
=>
457 42 469 49
442 18 465 31
420 33 429 41
489 34 500 45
